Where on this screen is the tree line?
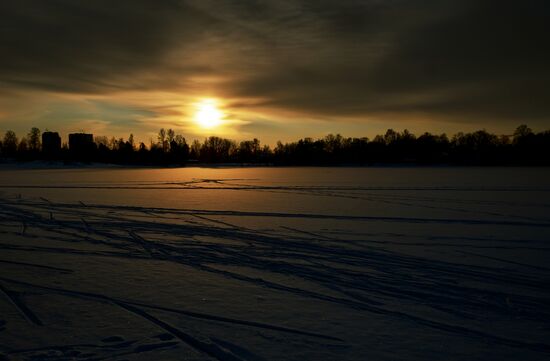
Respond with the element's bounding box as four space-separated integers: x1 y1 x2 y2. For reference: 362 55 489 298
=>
0 125 549 166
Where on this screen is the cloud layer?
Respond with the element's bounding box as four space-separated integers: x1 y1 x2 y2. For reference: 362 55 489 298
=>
1 0 549 139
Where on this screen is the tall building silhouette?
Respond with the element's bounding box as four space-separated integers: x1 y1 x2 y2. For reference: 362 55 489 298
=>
42 131 61 156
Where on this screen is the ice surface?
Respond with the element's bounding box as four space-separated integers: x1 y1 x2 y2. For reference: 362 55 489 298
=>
0 167 549 360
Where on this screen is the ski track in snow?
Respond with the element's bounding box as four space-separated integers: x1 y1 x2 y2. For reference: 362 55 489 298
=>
0 175 550 360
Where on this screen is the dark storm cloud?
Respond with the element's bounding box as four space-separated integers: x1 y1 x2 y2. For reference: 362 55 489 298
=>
228 0 550 122
1 0 549 124
0 0 225 92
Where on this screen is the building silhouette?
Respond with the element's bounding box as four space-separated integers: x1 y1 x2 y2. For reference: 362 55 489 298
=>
69 133 95 156
42 132 61 157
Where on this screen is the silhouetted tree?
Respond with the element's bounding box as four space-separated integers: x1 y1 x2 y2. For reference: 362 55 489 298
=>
167 129 175 146
1 125 549 166
95 136 109 148
200 136 236 162
18 137 28 153
2 130 18 157
513 125 533 144
237 138 262 163
158 128 167 152
27 127 41 153
190 140 201 160
168 134 189 163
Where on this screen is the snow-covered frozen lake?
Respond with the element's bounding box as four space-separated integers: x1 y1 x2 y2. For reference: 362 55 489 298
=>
1 167 549 360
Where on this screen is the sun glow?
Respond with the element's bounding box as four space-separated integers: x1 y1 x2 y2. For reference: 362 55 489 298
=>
194 99 223 129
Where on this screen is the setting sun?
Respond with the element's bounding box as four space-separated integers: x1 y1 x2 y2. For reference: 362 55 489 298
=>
194 99 223 129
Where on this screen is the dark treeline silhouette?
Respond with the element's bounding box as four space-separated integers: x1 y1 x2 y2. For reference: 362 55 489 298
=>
1 125 549 166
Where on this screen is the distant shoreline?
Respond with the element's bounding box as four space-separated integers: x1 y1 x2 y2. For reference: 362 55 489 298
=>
1 160 549 170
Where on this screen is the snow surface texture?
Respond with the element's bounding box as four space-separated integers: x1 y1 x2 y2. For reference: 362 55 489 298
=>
0 167 549 360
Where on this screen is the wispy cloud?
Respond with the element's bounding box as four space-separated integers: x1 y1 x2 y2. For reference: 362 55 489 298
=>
0 0 548 141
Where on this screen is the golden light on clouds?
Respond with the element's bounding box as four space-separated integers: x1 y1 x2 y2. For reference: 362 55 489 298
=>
194 99 224 129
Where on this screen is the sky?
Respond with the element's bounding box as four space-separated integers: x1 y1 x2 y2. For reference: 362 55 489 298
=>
0 0 549 145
